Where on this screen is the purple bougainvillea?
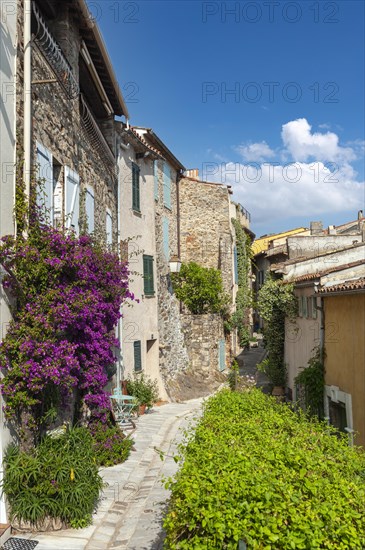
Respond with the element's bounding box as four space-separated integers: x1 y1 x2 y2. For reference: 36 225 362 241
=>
0 221 132 444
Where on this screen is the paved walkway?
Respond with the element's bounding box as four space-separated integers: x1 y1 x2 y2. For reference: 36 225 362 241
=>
16 398 203 550
237 342 271 393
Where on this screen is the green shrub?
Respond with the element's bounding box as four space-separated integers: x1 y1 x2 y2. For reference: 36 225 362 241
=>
2 427 104 527
295 347 325 419
125 372 159 408
171 262 230 315
91 422 133 467
163 389 365 549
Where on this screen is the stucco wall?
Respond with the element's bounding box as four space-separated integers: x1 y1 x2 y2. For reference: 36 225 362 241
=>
324 293 365 446
118 146 164 396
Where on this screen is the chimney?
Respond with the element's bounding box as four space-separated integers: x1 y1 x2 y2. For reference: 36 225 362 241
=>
358 209 364 220
185 168 199 179
310 221 323 235
328 225 336 235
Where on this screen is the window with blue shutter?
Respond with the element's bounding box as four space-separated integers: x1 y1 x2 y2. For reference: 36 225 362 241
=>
65 166 80 235
132 162 140 211
218 339 226 371
233 246 238 284
85 185 94 233
133 340 142 372
163 162 171 209
36 142 53 224
143 255 154 295
106 209 113 245
154 160 159 200
162 217 169 260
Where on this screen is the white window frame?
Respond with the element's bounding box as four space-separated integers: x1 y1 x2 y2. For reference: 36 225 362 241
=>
64 166 80 235
85 185 95 234
36 141 53 224
324 385 354 445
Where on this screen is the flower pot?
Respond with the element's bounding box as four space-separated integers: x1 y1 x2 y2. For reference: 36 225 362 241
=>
138 404 147 416
272 386 285 402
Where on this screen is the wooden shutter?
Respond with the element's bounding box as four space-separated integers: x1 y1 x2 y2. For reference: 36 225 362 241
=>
218 339 226 371
132 162 140 211
233 246 238 284
64 166 80 235
162 217 169 260
154 160 159 200
312 297 317 319
133 340 142 372
36 142 53 224
85 185 94 233
163 162 171 209
143 255 154 295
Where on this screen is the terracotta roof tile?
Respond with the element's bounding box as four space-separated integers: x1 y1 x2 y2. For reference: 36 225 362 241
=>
319 278 365 293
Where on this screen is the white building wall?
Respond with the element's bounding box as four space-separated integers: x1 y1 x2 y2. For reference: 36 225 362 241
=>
0 0 17 523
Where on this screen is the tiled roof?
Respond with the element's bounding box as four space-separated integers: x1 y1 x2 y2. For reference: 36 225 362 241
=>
127 127 163 158
319 278 365 293
284 260 365 283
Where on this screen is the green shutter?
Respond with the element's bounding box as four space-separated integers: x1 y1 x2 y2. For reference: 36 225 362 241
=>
133 340 142 372
218 339 226 371
132 163 140 211
143 255 154 295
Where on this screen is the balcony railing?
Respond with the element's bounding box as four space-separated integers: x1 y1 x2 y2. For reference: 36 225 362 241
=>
80 94 117 176
33 3 79 99
238 203 251 222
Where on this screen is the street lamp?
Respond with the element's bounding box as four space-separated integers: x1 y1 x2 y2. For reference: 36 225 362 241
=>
169 256 182 273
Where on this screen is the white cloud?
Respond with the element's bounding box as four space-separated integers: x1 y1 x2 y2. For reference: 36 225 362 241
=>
236 141 275 162
204 160 364 225
281 118 356 163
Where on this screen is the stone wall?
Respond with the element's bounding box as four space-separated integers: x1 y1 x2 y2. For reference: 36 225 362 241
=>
16 0 118 244
179 177 234 295
154 160 190 397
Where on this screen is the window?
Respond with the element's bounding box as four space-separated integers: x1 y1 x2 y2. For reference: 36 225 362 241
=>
106 209 112 245
298 296 303 317
133 340 142 372
85 185 94 233
143 255 154 295
154 160 159 200
163 162 171 209
162 217 169 260
132 162 140 211
233 246 238 284
36 142 53 224
302 296 308 318
65 166 80 234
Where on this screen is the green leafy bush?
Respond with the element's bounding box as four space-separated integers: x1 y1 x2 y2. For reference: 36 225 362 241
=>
172 262 229 315
125 372 159 408
2 427 104 528
295 347 325 419
163 389 365 549
91 422 133 467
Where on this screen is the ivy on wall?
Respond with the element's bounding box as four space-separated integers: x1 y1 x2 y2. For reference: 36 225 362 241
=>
229 218 253 347
295 346 325 418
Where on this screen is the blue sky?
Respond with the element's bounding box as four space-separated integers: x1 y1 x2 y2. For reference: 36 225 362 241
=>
92 0 364 237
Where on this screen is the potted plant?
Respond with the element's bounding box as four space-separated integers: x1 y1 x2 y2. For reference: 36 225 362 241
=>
125 373 159 415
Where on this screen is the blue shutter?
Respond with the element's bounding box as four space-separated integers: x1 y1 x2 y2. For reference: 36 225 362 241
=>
233 246 238 284
163 162 171 209
36 142 53 224
218 339 226 371
85 186 94 233
143 255 154 295
162 217 169 260
132 162 140 211
154 160 159 200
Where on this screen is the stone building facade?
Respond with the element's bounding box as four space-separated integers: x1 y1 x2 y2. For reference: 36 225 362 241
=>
16 0 128 243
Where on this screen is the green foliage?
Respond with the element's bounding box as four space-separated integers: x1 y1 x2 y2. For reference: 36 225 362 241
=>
295 347 325 419
172 262 229 315
257 276 297 386
1 427 104 528
230 219 253 347
125 372 159 408
163 389 365 549
228 360 239 391
91 423 133 467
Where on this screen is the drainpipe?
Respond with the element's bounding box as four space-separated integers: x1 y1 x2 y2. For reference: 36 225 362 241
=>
23 0 32 216
116 142 124 389
314 284 325 363
176 171 181 259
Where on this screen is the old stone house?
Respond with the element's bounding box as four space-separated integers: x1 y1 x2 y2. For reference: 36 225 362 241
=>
178 170 253 372
0 0 129 522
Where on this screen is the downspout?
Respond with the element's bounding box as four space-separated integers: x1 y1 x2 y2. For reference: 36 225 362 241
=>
23 0 32 217
116 140 124 389
176 171 181 259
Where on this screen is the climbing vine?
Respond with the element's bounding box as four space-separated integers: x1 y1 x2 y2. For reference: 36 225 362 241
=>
0 158 132 449
229 218 253 347
257 276 297 386
295 347 325 418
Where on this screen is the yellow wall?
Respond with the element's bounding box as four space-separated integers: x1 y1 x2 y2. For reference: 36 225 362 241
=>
324 294 365 446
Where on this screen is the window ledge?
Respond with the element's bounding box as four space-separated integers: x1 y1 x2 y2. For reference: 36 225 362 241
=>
132 209 142 217
163 204 172 211
143 293 155 298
